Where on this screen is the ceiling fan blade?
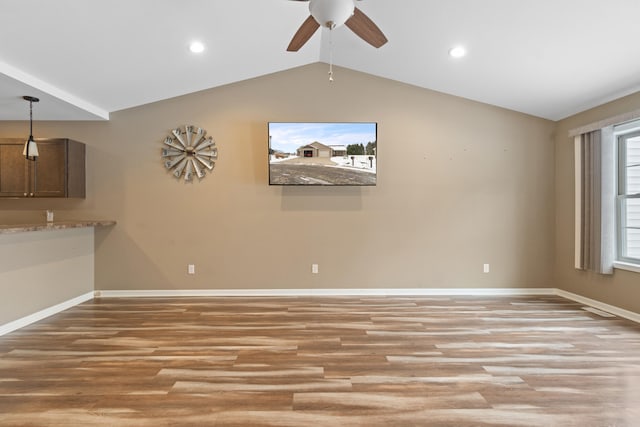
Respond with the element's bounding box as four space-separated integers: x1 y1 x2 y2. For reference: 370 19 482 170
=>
345 7 388 48
287 15 320 51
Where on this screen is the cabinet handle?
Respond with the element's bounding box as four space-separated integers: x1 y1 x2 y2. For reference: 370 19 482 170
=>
30 193 34 197
24 192 28 197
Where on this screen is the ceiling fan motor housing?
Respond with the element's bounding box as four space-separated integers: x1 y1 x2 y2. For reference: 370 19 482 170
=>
310 0 355 28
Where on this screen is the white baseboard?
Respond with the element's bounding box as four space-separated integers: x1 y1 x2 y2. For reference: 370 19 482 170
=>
96 288 639 324
0 291 94 337
556 289 640 324
95 287 556 298
3 288 638 337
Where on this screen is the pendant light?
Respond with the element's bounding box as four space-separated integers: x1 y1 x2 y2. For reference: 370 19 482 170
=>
23 95 40 161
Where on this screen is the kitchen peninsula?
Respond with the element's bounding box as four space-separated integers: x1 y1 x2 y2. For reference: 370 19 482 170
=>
0 220 115 334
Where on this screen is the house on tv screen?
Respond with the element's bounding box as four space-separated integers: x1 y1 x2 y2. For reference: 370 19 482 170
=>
296 142 347 158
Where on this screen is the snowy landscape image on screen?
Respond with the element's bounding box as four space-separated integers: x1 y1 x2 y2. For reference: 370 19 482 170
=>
268 122 377 185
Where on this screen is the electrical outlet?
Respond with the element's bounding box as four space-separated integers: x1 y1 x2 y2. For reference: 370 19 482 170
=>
312 264 319 274
483 263 490 273
188 264 195 275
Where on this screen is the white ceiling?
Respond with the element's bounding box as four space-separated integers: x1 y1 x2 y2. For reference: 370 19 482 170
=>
2 0 640 122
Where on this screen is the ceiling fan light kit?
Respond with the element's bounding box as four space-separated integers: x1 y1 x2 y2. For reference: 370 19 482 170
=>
310 0 354 29
287 0 387 52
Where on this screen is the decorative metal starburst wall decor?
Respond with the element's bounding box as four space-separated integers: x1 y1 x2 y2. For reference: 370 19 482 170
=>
162 125 217 181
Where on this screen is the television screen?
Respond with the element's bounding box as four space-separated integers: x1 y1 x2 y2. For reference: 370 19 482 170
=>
268 122 377 186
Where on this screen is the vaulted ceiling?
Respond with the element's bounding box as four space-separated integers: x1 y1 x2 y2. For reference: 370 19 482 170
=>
2 0 640 121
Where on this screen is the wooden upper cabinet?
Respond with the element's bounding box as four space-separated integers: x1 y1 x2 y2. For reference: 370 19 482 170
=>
0 144 29 197
0 138 85 198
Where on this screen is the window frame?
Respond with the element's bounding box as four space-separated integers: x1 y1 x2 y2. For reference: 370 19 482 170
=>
615 129 640 266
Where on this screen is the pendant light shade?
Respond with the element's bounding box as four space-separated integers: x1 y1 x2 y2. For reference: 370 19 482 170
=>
23 95 40 160
309 0 355 29
23 137 39 158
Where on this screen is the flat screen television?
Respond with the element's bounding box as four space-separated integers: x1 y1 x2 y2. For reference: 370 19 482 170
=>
268 122 377 186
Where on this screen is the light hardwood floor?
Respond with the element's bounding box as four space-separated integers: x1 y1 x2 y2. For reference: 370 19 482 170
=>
1 295 639 426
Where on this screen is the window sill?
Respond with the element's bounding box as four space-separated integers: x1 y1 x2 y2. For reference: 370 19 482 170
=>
613 261 640 274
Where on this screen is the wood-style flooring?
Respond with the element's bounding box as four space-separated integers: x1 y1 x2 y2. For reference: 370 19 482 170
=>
1 295 640 426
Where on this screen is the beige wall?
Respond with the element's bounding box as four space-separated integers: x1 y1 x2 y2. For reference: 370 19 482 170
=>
0 64 556 292
555 91 640 314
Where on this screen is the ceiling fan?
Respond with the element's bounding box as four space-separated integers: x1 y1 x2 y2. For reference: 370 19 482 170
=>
287 0 388 52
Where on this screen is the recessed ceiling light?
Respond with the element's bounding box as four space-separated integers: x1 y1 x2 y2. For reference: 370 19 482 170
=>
449 46 466 58
189 41 205 54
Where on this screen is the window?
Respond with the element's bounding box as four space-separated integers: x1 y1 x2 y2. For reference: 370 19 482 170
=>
573 116 640 273
616 129 640 265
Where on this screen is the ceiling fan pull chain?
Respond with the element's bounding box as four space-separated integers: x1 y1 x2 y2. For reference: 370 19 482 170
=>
328 28 334 82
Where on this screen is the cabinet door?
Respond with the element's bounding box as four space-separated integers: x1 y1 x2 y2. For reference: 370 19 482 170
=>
0 144 29 197
33 142 66 197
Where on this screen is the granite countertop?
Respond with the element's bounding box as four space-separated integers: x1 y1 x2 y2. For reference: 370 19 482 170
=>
0 220 116 234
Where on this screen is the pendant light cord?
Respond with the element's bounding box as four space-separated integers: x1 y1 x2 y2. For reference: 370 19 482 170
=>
26 98 34 160
29 99 33 140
